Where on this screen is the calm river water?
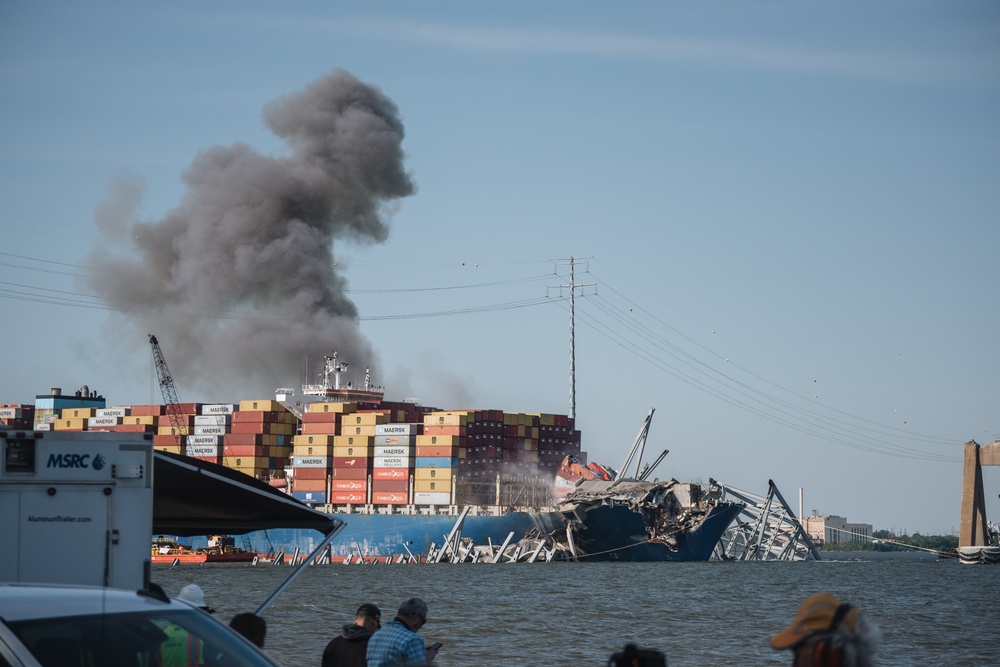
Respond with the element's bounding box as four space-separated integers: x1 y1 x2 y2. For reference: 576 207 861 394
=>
153 552 998 666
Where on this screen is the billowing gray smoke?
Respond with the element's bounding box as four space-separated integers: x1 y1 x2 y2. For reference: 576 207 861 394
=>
86 69 414 400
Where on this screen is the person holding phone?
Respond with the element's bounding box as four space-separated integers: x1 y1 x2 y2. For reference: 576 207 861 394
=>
365 597 439 666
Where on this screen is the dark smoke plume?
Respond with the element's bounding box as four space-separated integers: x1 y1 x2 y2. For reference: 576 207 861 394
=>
87 69 414 399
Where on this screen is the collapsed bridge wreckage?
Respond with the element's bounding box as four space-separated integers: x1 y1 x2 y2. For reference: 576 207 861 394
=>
429 409 819 563
527 409 744 562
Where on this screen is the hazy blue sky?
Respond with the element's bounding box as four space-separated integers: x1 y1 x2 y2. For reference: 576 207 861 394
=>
2 2 998 535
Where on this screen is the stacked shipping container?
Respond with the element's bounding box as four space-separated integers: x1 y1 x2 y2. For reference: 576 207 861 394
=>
18 393 583 508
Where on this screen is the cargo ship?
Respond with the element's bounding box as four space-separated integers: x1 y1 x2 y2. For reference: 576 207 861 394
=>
6 361 739 563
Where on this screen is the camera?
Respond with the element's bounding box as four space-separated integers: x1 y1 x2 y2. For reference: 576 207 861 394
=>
607 643 667 667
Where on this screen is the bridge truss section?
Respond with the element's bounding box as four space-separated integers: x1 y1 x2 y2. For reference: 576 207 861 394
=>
712 479 821 561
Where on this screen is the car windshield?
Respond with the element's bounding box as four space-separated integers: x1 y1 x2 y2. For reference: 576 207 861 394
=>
8 607 277 667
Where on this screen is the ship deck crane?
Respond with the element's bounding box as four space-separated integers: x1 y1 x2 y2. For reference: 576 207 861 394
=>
148 334 186 455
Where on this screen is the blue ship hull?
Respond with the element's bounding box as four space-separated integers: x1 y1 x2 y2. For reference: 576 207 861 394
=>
324 510 557 558
556 501 742 562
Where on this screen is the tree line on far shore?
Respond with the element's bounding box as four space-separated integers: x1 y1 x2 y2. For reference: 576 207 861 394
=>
819 530 958 552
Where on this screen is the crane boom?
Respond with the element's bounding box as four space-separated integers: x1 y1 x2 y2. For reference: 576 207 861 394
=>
148 334 186 455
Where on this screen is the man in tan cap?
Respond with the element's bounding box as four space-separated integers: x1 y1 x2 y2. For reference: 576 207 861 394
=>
770 592 880 667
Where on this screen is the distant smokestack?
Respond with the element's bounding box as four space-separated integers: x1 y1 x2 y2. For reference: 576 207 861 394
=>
86 69 414 398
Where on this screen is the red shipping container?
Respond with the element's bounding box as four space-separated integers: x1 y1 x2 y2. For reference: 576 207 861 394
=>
224 444 270 457
333 456 371 469
415 446 458 458
373 467 410 481
332 467 368 480
371 491 409 505
292 468 329 480
371 479 408 493
233 411 277 423
302 412 342 424
114 424 154 433
131 404 166 416
301 422 338 435
332 479 368 492
152 435 179 446
329 491 366 504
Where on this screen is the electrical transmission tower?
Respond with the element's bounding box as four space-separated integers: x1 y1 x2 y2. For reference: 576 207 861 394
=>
549 257 594 420
148 334 186 455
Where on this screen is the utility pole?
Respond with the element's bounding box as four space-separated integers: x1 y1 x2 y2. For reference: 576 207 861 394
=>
549 257 594 420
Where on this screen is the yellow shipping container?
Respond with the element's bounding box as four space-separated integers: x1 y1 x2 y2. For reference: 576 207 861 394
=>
333 445 373 458
305 402 357 414
155 445 182 454
293 444 334 457
54 418 87 431
124 415 158 426
270 422 296 436
293 434 336 447
157 425 192 436
415 434 462 448
344 412 390 426
238 399 285 412
424 411 471 427
414 479 451 493
225 456 270 469
414 467 455 481
531 413 556 426
333 435 374 447
59 408 96 419
339 425 376 437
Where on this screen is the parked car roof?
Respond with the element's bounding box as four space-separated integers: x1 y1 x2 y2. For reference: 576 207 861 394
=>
0 582 280 667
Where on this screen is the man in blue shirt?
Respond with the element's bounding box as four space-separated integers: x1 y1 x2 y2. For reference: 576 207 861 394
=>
365 598 438 667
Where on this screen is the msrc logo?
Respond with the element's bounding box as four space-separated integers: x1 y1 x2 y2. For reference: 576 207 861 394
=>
47 452 107 470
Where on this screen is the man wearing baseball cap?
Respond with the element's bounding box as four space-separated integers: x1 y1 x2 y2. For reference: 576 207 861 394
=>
770 592 880 667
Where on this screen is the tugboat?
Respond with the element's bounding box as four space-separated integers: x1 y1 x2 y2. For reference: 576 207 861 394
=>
151 534 258 564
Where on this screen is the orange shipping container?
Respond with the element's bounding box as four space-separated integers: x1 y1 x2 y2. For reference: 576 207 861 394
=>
293 479 327 492
332 479 368 492
329 491 366 504
302 412 341 424
300 422 337 435
223 444 271 457
371 491 409 505
372 467 410 481
415 445 460 458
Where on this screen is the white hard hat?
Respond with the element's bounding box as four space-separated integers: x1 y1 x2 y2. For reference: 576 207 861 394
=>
177 584 215 613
